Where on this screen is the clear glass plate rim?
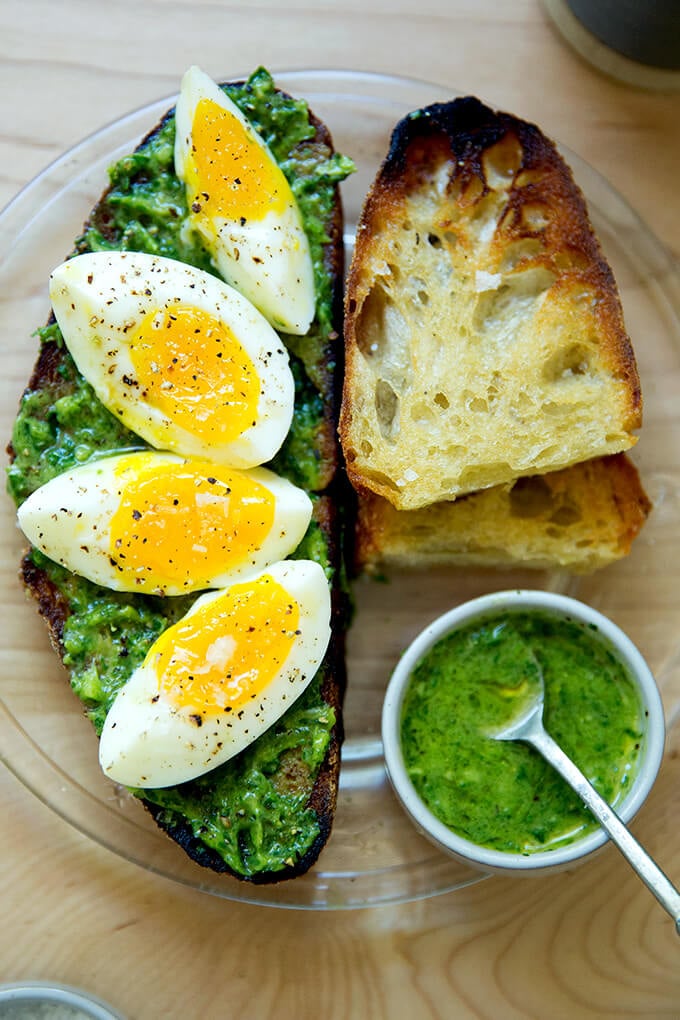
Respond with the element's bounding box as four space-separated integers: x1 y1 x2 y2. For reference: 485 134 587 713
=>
1 67 678 911
1 68 677 285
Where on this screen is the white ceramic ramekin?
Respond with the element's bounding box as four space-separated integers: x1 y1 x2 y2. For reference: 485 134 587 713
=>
0 982 124 1019
382 590 666 874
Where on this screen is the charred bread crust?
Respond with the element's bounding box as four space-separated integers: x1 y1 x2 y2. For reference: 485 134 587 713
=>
21 552 68 649
340 96 642 507
12 83 349 883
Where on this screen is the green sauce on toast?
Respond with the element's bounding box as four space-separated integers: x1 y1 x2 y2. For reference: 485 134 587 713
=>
8 68 353 881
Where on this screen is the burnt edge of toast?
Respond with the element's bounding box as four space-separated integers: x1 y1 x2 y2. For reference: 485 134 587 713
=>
12 85 350 884
344 96 641 439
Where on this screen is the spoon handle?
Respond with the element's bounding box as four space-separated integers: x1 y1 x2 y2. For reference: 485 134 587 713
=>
528 727 680 935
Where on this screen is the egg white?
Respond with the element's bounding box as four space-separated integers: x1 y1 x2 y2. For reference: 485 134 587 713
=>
17 451 313 596
98 558 332 788
49 250 295 468
174 66 315 336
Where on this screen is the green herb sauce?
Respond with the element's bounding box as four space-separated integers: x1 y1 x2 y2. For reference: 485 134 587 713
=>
8 68 353 878
400 611 644 854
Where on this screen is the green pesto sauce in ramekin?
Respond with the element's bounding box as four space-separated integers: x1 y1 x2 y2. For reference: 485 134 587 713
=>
400 611 645 854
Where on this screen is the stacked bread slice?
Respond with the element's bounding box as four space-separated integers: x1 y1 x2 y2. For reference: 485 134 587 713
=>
340 97 649 574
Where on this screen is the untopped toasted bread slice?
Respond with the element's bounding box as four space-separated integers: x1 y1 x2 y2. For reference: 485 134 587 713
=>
355 453 651 576
340 97 642 511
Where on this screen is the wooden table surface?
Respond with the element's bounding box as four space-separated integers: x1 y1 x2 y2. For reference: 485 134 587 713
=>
1 2 679 1017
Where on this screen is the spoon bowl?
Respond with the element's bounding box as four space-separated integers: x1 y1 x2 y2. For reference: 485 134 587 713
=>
488 644 545 744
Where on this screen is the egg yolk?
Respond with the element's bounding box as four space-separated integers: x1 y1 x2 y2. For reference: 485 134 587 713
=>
128 302 259 446
187 96 290 225
108 457 275 592
151 574 301 716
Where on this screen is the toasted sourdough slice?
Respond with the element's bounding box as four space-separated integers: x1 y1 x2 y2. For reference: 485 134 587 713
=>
340 97 642 511
7 70 353 884
355 453 651 575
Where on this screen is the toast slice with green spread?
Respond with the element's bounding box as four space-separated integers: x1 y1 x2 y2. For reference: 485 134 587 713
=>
7 69 354 883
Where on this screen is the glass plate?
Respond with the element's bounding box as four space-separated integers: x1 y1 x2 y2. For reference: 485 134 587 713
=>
1 70 679 910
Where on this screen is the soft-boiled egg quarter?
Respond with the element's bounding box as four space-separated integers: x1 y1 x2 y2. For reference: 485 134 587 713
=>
174 66 315 336
98 558 331 788
49 251 295 468
17 451 312 596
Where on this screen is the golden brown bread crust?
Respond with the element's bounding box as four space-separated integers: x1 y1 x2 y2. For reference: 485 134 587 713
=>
340 97 642 510
355 453 651 575
14 88 349 884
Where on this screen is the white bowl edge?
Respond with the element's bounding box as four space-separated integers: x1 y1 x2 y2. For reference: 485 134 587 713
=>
381 590 666 875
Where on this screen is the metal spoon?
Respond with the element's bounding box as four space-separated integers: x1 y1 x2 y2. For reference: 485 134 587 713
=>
493 663 680 935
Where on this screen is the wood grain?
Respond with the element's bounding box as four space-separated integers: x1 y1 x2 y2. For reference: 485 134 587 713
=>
1 2 679 1018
